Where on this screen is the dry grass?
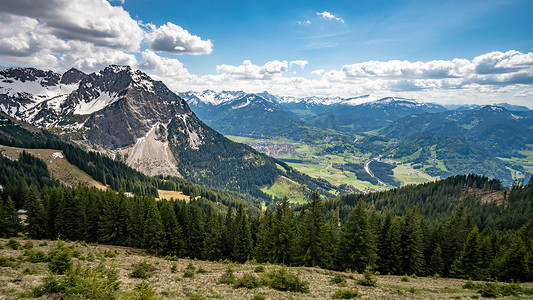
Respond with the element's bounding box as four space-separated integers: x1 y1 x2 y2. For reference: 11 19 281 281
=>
0 145 107 190
1 238 532 299
157 189 190 201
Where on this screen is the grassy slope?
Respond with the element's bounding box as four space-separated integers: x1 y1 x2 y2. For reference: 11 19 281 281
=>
1 238 532 299
0 145 107 190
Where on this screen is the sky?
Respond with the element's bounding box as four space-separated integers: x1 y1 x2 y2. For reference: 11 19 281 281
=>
0 0 532 107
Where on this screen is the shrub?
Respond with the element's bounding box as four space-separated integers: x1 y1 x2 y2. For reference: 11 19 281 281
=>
6 238 21 250
183 269 195 278
0 256 17 268
32 276 65 297
186 263 196 271
218 267 236 285
24 249 48 263
197 266 207 274
400 275 410 282
48 244 72 274
234 273 261 289
251 293 266 300
38 242 48 247
262 268 309 293
254 265 265 273
331 273 347 286
478 282 499 298
104 250 117 258
463 279 476 289
186 292 207 300
129 261 152 279
119 281 163 300
357 265 377 287
22 241 34 249
170 263 177 273
332 288 359 299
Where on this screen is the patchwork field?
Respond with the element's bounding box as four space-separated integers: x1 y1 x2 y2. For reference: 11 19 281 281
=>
2 238 532 299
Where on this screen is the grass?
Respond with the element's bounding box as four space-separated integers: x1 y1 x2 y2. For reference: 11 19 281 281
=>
3 238 532 299
392 162 438 185
260 176 306 203
157 189 190 201
0 145 106 190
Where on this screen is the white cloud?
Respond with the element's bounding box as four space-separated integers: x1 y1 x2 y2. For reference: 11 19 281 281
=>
146 22 213 55
216 60 288 80
297 20 311 25
311 69 325 75
316 11 344 23
290 60 308 69
58 44 138 72
140 49 192 78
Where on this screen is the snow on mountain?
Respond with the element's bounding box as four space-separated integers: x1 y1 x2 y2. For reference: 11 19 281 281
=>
73 90 119 115
179 90 245 106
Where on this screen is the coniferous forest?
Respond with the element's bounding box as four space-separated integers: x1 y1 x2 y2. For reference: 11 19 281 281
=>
1 147 532 283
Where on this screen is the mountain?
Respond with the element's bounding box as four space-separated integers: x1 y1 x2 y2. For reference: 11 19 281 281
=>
181 91 300 137
381 105 533 156
1 66 334 199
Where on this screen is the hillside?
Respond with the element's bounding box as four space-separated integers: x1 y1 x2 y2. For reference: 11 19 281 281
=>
2 238 532 299
0 67 336 200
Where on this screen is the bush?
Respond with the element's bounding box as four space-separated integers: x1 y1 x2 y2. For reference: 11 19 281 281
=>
118 281 163 300
24 249 48 263
129 261 152 279
262 268 309 293
171 263 177 273
254 265 265 273
103 250 117 258
22 241 34 249
332 288 359 299
48 245 72 275
401 275 410 282
186 263 196 271
251 293 266 300
331 273 347 286
6 238 21 250
32 276 65 297
197 266 207 274
0 256 17 268
357 266 377 287
463 279 476 289
38 242 48 247
186 292 207 300
478 282 499 298
183 269 195 278
218 267 236 285
234 273 261 289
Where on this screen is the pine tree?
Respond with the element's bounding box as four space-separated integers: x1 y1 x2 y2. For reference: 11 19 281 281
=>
442 203 473 276
255 209 274 263
298 192 332 268
222 205 235 259
428 245 444 276
184 202 205 259
55 189 82 240
377 211 395 274
203 206 224 261
0 195 22 238
451 227 483 279
98 190 128 245
272 196 295 265
143 197 164 254
401 207 425 275
160 200 185 257
336 199 375 272
25 186 47 239
232 204 253 263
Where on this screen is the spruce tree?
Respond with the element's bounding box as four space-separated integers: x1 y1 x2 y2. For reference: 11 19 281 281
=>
222 205 235 259
25 186 47 239
428 245 444 276
298 192 332 268
203 206 224 261
377 211 395 274
143 197 164 254
0 195 22 238
451 227 483 279
401 207 425 275
184 202 205 259
160 200 185 257
98 190 128 245
336 199 376 272
272 196 295 265
55 189 82 240
255 209 274 263
232 204 253 263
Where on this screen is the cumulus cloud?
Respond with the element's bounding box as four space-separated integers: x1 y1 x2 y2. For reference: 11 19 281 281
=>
297 20 311 25
316 11 344 23
290 60 308 69
58 44 138 72
0 0 144 51
140 50 192 78
146 22 213 55
311 69 325 75
216 60 288 80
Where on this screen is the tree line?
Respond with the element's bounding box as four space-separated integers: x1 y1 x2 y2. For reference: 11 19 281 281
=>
1 180 532 283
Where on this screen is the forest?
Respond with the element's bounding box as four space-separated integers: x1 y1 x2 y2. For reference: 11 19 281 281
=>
1 148 532 283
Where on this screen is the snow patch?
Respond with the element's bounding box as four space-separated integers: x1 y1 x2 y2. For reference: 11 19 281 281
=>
52 152 64 159
74 90 118 115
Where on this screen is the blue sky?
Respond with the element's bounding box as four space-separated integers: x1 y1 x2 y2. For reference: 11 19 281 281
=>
0 0 532 106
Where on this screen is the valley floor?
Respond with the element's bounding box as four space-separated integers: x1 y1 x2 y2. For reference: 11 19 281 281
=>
1 238 532 299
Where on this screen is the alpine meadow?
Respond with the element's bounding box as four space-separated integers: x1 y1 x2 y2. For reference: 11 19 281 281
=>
0 0 533 299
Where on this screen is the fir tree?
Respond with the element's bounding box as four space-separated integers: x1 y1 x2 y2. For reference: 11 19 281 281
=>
298 192 332 268
222 205 235 258
55 189 82 240
203 206 224 261
98 190 128 245
0 195 22 238
232 204 253 263
428 245 444 276
160 200 185 257
143 197 164 254
25 186 47 239
184 202 205 259
255 209 274 263
336 199 376 272
272 196 296 265
401 207 425 275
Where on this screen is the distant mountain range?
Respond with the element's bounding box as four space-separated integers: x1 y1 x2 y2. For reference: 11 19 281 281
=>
0 66 334 199
179 90 532 186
